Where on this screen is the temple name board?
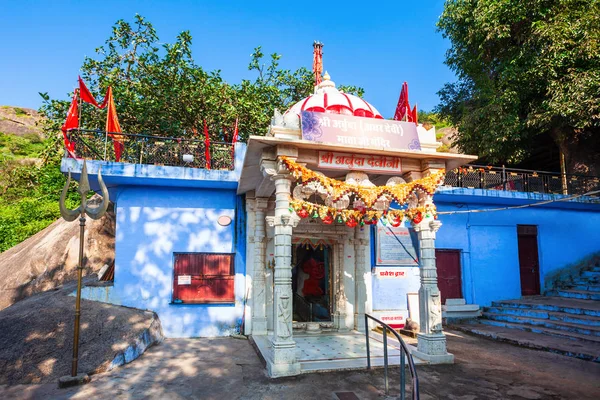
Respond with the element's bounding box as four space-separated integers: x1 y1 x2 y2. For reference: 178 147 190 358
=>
318 151 402 173
301 111 421 150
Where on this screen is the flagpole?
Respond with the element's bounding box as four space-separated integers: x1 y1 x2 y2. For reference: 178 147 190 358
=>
76 81 82 153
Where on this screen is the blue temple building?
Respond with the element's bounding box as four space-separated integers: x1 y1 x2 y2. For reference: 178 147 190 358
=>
62 74 600 376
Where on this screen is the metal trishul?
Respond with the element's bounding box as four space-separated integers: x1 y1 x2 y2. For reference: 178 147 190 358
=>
59 160 109 221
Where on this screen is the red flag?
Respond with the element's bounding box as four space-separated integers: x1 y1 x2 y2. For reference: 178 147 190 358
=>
232 118 239 145
61 91 78 156
105 87 124 162
78 76 109 109
393 82 417 124
412 104 418 125
204 120 211 170
231 118 239 161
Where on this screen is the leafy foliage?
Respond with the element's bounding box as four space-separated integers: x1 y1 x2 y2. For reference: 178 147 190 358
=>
39 15 364 157
2 15 364 252
436 0 600 167
417 110 451 130
0 133 45 160
0 139 79 252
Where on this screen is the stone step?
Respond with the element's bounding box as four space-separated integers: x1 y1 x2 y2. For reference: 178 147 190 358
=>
477 319 600 344
567 284 600 293
453 323 600 363
547 289 600 301
483 306 600 327
492 297 600 317
482 312 600 337
582 271 600 280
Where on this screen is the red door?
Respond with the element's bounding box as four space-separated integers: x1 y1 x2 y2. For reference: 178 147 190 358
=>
435 250 462 305
518 225 540 296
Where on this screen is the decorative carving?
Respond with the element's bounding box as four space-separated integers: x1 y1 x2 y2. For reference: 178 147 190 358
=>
266 214 300 228
386 176 406 186
283 112 300 129
271 108 284 127
277 292 292 340
430 293 443 334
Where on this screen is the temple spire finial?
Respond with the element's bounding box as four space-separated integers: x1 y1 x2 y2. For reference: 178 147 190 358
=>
312 41 324 87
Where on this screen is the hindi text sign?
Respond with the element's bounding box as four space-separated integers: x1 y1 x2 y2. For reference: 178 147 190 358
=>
318 151 402 173
301 111 421 150
376 224 418 265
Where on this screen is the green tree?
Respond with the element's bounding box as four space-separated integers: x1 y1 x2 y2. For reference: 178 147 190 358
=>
0 15 364 252
39 15 363 155
436 0 600 173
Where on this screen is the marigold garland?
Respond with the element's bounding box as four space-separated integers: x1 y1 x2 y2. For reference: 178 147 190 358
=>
290 198 437 227
280 156 446 208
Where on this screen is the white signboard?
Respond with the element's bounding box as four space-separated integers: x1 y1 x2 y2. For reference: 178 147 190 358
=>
318 151 402 174
178 275 192 285
372 310 408 329
376 224 418 266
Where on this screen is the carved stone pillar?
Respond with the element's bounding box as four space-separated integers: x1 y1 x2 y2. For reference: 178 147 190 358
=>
251 198 269 335
264 159 300 377
412 214 454 364
334 240 348 331
354 227 370 331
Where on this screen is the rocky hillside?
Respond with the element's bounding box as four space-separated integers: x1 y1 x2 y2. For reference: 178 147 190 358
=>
0 277 162 384
0 106 43 138
0 105 117 311
0 198 115 311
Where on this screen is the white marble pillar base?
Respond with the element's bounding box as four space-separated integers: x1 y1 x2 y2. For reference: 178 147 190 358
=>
267 341 301 377
412 333 454 364
252 318 268 336
353 314 366 332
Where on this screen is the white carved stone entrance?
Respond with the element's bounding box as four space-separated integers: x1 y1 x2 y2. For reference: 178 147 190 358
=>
245 190 373 377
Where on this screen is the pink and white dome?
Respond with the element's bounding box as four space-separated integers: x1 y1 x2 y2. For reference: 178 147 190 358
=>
285 72 383 119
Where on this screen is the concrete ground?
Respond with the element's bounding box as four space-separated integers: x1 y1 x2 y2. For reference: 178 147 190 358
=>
1 329 599 400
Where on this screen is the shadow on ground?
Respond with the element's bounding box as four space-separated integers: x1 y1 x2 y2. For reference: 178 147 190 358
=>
0 277 157 385
1 329 599 399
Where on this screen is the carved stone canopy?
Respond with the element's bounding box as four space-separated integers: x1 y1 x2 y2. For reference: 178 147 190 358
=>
292 170 409 212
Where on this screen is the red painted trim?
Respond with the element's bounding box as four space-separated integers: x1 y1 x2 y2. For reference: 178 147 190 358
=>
323 92 328 109
341 93 354 112
363 98 375 114
300 96 312 111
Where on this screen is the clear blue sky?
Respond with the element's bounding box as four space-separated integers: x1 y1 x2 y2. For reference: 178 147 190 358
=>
0 0 455 118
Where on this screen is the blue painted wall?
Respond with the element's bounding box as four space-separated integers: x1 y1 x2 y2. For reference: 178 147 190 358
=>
113 186 246 338
434 189 600 306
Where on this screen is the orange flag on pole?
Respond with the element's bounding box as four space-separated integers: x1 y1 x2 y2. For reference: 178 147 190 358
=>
105 87 124 162
78 76 109 109
61 91 79 156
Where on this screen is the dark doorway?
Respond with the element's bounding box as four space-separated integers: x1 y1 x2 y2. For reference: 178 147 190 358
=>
292 244 332 322
518 225 541 296
435 249 462 304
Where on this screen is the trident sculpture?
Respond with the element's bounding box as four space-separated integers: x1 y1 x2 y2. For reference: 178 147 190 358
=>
59 160 109 379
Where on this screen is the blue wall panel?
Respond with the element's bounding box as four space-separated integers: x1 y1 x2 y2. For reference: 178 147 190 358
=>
435 192 600 306
114 186 245 338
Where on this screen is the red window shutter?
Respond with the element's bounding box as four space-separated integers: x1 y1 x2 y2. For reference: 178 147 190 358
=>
173 253 234 303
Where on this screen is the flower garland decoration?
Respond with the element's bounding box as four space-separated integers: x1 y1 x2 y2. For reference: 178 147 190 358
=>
280 156 446 208
290 198 438 227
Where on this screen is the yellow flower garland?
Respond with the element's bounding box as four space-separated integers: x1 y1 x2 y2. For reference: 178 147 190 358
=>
282 156 444 226
281 156 445 208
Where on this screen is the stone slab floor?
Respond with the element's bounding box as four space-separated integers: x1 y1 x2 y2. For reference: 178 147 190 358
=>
1 329 598 400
